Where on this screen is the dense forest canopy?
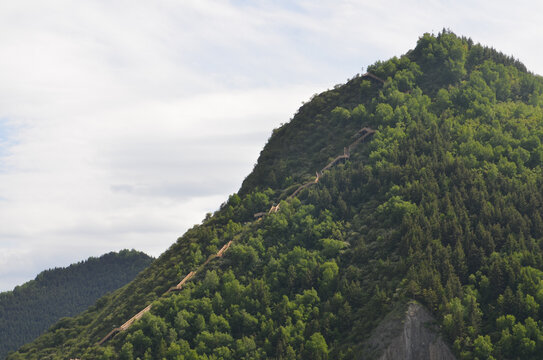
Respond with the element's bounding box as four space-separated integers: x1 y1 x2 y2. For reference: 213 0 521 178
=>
0 250 153 359
8 31 543 360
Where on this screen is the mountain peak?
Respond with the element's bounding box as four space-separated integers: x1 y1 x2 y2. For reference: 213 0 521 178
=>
10 31 543 360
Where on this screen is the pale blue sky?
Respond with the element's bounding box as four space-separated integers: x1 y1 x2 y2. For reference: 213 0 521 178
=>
1 0 542 291
0 120 8 159
0 118 16 172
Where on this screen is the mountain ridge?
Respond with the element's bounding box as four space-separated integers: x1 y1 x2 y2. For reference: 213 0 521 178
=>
95 118 377 347
0 249 153 359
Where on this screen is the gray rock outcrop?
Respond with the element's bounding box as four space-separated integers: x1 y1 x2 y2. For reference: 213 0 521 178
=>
360 301 456 360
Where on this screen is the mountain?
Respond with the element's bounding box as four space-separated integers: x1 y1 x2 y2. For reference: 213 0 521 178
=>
8 30 543 359
0 250 153 359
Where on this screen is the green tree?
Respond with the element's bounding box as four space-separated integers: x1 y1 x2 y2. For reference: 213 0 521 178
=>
305 332 328 360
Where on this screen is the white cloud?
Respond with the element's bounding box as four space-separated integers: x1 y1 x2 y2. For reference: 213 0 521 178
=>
0 0 542 291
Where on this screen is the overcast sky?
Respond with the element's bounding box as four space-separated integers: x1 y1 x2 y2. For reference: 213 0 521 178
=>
1 0 542 291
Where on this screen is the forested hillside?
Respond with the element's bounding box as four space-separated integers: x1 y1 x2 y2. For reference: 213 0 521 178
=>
8 31 543 359
0 250 153 359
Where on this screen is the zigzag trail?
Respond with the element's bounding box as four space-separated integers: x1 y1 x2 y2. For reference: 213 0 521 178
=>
97 241 233 345
256 126 375 217
97 72 382 346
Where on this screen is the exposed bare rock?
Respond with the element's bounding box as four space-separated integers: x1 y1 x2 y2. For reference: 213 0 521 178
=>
360 301 456 360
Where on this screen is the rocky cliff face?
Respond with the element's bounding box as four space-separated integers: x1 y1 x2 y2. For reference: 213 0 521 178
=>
361 302 456 360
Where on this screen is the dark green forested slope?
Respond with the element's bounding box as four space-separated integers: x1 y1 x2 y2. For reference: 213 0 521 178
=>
9 31 543 360
0 250 153 359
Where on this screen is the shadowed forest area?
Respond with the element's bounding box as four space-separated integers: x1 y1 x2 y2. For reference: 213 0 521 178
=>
0 250 153 359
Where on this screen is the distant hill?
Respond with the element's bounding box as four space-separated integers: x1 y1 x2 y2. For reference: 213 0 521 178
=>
0 249 153 359
8 31 543 359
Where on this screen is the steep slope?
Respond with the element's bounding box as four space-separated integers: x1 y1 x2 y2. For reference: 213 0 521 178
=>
9 31 543 360
0 250 153 359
